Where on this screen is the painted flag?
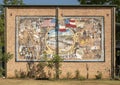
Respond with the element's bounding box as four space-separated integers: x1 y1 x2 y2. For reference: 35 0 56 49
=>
65 19 76 28
59 25 66 32
41 18 55 27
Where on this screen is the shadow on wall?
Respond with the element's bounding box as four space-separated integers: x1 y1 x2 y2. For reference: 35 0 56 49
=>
14 62 52 79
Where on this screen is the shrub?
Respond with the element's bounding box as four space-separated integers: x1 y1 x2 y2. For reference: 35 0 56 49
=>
74 70 86 80
35 62 47 79
114 76 120 80
14 70 19 78
14 69 27 78
78 75 86 80
0 52 13 77
20 71 26 78
95 71 102 79
75 70 80 79
0 67 4 77
66 72 72 79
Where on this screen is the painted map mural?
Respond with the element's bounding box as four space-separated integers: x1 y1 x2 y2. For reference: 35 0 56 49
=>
16 16 104 61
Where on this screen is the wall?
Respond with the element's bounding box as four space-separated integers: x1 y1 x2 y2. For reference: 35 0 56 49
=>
6 6 115 79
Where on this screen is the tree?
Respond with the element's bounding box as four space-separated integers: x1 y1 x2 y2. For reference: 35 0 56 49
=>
78 0 120 79
3 0 24 5
0 0 24 78
0 0 24 47
78 0 120 23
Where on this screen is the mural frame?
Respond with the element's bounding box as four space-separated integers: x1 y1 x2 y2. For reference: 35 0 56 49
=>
15 16 105 62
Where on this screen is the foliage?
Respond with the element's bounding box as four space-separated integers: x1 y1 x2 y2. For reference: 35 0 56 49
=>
114 76 120 80
78 75 86 80
0 11 4 46
33 52 53 79
0 0 24 78
114 65 120 80
51 54 63 79
0 52 13 77
95 71 102 79
0 67 4 77
3 0 24 5
116 31 120 40
27 62 36 78
14 69 27 78
35 54 63 79
74 70 86 80
117 65 120 77
78 0 120 5
0 0 24 47
35 62 47 79
74 70 80 79
25 52 63 79
0 52 13 63
66 72 72 79
78 0 120 23
19 71 26 78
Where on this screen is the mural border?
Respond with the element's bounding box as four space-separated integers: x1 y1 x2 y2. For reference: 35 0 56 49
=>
15 15 105 62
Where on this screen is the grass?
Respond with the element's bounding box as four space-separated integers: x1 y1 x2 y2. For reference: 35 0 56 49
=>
0 79 120 85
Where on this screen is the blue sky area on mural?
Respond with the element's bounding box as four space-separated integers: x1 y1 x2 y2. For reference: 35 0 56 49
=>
0 0 80 5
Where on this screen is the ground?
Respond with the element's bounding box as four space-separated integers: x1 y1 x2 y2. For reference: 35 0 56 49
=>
0 79 120 85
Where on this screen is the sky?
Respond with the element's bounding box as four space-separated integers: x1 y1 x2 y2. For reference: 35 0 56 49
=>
0 0 80 5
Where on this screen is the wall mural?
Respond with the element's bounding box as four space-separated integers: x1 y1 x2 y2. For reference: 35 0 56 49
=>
16 16 104 61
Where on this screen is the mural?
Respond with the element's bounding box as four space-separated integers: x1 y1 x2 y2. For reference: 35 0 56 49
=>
16 16 104 61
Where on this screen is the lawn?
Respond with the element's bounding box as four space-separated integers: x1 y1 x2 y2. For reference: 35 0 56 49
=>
0 79 120 85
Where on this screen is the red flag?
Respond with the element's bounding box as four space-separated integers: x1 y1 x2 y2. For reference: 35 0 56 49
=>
59 25 66 32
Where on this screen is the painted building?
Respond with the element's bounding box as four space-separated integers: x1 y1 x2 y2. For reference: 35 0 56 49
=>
5 5 116 78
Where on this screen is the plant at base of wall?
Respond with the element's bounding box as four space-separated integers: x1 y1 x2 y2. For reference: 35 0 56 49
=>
0 52 13 78
50 54 63 79
66 72 72 79
74 70 86 80
0 67 4 77
35 62 47 79
95 71 102 79
74 70 80 79
114 65 120 80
